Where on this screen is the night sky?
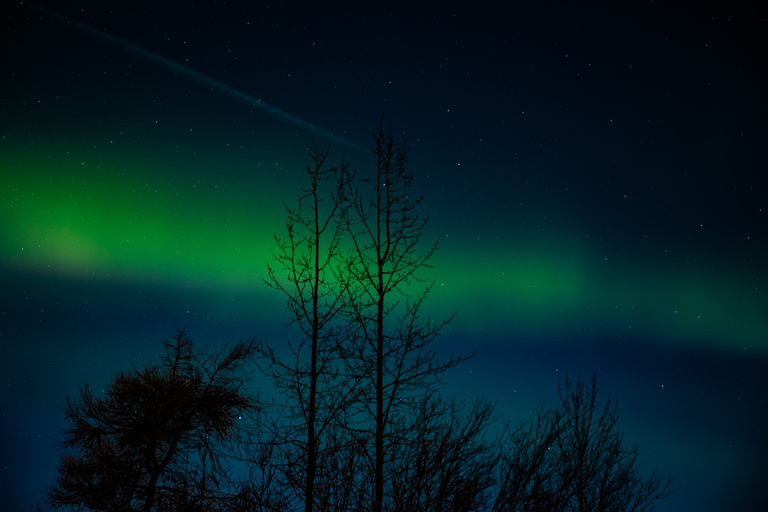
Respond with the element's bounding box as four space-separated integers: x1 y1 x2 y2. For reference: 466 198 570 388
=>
1 1 766 510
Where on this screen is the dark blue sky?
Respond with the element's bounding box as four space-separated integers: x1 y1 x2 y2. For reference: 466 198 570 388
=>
2 1 767 510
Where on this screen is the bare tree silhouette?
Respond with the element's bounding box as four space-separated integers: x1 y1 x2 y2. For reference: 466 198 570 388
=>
388 395 498 512
341 118 471 512
258 139 360 512
492 373 673 512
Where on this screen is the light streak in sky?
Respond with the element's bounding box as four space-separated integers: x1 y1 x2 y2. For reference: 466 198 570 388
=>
23 1 366 152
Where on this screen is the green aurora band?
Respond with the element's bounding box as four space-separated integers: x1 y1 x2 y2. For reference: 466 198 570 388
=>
2 144 765 353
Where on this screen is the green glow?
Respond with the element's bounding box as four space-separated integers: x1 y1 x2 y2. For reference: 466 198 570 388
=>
1 144 765 352
434 249 766 351
1 144 288 287
595 266 768 351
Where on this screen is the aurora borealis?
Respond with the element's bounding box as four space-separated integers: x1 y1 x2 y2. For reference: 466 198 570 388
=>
4 134 764 349
2 1 766 510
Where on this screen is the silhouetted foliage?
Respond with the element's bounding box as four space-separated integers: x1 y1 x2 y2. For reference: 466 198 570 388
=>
43 329 259 512
492 373 673 512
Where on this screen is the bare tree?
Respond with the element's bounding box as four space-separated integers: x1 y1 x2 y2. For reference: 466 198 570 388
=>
554 373 672 512
259 140 359 512
342 118 471 512
44 329 259 512
493 404 564 511
388 395 498 512
258 122 473 512
492 373 673 512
